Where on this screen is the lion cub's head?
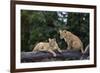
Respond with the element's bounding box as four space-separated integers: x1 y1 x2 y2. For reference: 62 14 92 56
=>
59 30 71 39
49 38 57 47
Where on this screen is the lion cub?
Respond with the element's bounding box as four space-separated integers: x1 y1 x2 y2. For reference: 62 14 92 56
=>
32 38 61 56
59 30 84 53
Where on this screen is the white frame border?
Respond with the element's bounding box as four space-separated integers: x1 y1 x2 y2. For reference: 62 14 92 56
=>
15 4 94 69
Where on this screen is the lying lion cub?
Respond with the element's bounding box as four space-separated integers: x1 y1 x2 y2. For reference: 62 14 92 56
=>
32 38 61 56
59 30 84 53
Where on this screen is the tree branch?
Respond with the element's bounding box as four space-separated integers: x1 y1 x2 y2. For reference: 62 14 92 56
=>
21 50 88 62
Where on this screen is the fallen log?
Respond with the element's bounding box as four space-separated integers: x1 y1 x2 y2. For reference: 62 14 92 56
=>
21 50 89 62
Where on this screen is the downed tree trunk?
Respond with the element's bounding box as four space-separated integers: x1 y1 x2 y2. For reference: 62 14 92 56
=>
21 50 89 62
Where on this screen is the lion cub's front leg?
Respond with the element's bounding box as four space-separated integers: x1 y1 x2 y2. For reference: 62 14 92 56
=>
57 48 62 53
65 39 71 50
48 49 57 57
67 42 71 50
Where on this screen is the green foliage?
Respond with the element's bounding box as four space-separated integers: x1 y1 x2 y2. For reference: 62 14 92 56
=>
21 10 89 52
67 13 89 48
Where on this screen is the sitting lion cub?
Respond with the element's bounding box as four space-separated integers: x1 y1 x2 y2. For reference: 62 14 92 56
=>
59 30 84 53
32 38 61 56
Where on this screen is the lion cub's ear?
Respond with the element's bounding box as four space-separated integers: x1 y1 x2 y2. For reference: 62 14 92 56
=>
48 38 52 42
59 29 62 33
63 30 67 33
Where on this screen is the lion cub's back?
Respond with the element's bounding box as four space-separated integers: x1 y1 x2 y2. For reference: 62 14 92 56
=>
33 42 50 51
69 32 83 50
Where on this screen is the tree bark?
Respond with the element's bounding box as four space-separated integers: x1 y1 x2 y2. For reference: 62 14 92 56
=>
21 50 89 62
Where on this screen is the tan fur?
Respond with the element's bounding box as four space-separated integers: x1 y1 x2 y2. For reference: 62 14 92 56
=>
32 38 61 56
59 30 84 53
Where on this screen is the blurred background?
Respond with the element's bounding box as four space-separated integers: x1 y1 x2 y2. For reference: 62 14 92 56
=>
21 10 89 52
